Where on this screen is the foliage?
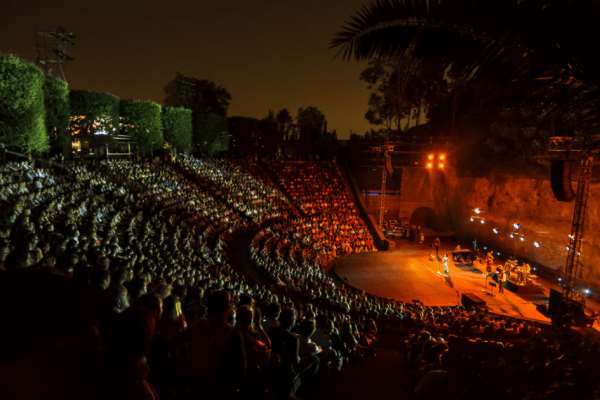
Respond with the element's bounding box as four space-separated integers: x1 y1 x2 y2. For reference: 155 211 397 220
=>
164 72 232 117
330 0 600 127
193 113 229 156
69 90 119 151
43 77 70 146
162 107 192 150
228 116 258 156
119 100 164 152
297 106 327 155
258 119 279 157
276 108 294 141
0 53 49 153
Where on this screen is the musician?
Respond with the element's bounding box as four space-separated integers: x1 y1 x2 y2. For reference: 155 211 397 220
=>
434 237 441 256
498 269 506 294
523 264 531 275
575 293 587 307
443 254 449 276
486 251 494 272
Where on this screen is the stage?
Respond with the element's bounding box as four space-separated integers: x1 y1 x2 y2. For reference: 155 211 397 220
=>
332 244 552 322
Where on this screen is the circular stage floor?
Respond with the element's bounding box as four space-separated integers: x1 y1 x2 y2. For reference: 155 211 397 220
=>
333 245 550 321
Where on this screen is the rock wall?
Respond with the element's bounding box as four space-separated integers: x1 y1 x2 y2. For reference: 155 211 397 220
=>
443 169 600 290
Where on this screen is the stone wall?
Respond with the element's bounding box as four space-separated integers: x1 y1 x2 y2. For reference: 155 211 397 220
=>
352 165 600 290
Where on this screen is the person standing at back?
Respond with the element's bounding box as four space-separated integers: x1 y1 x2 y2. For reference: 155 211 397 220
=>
434 237 440 257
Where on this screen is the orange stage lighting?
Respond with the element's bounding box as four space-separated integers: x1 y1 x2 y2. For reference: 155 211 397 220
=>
439 163 444 168
427 163 432 168
428 154 434 160
440 155 445 160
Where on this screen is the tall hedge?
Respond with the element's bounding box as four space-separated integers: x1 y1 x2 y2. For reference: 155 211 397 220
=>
194 113 229 156
69 90 120 150
228 116 258 156
44 77 70 146
0 53 48 153
120 100 164 152
162 106 192 150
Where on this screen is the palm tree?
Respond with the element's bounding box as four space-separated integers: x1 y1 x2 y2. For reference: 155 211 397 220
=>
330 0 600 126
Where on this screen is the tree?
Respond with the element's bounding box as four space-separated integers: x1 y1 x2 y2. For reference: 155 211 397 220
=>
0 53 48 154
258 119 279 157
228 116 258 156
43 77 70 147
164 73 231 117
193 113 229 156
331 0 600 130
276 108 293 141
119 100 164 153
297 106 326 155
69 90 119 156
162 107 192 151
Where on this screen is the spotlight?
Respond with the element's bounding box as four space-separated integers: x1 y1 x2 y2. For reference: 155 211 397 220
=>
566 246 570 251
534 241 541 248
484 247 487 250
480 219 485 224
497 252 501 256
439 163 444 168
427 163 433 168
470 218 474 222
428 154 434 160
493 228 499 234
520 237 525 242
584 289 591 295
559 278 562 281
513 223 520 230
474 208 481 214
510 234 514 239
440 155 445 160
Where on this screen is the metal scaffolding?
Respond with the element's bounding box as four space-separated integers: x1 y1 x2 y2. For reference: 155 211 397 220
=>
562 156 593 301
35 27 75 82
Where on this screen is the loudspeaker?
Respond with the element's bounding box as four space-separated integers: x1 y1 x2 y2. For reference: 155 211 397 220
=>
461 293 486 309
550 161 575 202
549 288 562 315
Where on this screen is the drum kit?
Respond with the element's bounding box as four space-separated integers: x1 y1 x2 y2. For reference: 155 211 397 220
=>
504 260 537 285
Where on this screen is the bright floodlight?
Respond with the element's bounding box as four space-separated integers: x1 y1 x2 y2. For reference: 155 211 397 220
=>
439 163 444 168
493 228 499 234
534 241 541 248
585 289 591 294
480 219 485 224
470 218 474 222
474 208 481 214
440 154 445 160
513 223 520 230
428 154 434 160
427 163 433 168
510 234 514 239
520 237 525 242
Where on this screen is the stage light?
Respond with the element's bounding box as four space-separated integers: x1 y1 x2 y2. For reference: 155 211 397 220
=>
510 234 514 239
559 278 562 281
474 208 481 214
493 228 499 234
584 289 591 295
484 247 487 250
497 252 501 255
427 163 433 168
534 241 541 248
470 218 474 222
520 237 525 242
566 246 570 251
440 154 445 160
513 223 520 230
480 219 485 224
439 163 444 168
428 154 434 160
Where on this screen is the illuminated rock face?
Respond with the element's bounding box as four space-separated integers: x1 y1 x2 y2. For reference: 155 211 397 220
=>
452 174 600 290
395 167 600 289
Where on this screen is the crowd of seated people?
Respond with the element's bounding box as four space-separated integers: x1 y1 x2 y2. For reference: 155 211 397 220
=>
0 157 381 400
1 156 597 400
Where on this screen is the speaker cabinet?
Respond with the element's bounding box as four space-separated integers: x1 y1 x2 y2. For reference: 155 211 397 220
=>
550 161 575 202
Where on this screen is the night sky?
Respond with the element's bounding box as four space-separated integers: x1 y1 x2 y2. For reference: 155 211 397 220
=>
0 0 373 139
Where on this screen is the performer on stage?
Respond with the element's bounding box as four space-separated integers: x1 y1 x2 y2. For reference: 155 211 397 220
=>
498 269 506 294
443 254 449 276
486 251 494 272
434 237 440 257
